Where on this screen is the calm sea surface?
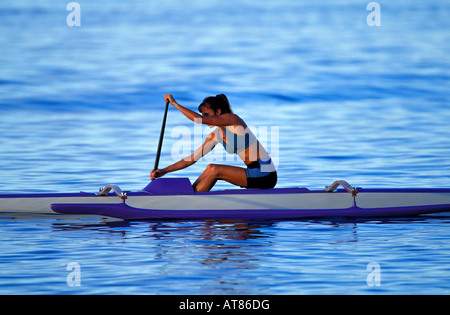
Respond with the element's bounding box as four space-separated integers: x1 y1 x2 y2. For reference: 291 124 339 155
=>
1 0 450 294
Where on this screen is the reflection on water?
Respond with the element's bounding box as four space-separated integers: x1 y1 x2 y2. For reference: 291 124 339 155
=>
1 213 450 294
1 0 450 295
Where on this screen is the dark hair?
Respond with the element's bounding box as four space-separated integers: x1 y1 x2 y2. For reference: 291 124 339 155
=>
198 94 232 115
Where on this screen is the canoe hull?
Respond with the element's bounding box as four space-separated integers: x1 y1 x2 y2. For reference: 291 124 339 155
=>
0 193 122 215
50 177 450 219
3 178 450 220
50 202 450 220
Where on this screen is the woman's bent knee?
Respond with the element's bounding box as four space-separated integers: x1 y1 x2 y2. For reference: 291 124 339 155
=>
205 164 220 176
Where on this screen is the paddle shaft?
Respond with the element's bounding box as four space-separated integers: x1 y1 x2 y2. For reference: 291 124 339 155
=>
153 101 170 171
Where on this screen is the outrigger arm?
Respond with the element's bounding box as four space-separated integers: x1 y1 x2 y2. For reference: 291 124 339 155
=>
97 184 128 200
325 180 359 207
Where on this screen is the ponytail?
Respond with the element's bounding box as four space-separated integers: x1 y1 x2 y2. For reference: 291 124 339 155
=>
198 94 232 114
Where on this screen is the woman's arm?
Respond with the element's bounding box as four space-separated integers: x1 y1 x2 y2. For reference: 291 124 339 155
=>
150 129 218 180
164 94 239 126
165 94 202 122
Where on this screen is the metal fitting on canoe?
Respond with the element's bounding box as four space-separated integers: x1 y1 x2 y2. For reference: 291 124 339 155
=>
97 184 128 200
325 180 359 207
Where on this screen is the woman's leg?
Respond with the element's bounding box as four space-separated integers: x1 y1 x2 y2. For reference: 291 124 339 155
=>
193 164 247 192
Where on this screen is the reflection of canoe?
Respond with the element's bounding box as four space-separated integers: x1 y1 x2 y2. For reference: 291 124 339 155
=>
47 178 450 220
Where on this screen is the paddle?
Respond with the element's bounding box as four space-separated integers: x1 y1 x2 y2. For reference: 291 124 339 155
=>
153 100 170 173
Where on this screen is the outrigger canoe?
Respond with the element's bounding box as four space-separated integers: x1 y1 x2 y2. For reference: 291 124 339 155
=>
2 178 450 220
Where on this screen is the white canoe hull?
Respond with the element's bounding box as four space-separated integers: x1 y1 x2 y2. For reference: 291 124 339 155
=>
2 179 450 220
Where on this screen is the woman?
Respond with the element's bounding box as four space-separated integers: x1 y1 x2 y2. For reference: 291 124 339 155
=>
150 94 277 191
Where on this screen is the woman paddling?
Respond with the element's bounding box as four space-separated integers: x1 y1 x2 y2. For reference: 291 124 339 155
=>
150 94 277 191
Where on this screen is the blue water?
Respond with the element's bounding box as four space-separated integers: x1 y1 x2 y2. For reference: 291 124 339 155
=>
1 0 450 294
